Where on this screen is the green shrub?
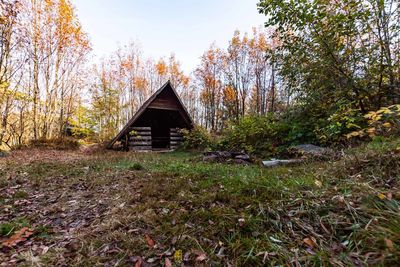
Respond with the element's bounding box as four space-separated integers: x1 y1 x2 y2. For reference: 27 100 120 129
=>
316 105 366 145
181 126 213 150
220 115 290 157
129 162 144 171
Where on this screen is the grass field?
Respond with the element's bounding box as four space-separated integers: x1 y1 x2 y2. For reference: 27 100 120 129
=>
0 139 399 266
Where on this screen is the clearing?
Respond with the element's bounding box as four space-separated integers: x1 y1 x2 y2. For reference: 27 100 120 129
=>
0 140 399 266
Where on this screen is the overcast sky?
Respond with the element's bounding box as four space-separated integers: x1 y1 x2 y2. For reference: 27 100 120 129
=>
72 0 266 74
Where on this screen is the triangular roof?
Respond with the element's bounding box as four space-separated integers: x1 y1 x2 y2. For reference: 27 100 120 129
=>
107 81 193 149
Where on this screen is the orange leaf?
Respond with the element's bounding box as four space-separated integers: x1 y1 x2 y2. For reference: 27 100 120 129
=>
303 237 317 248
2 227 33 248
165 257 172 267
134 258 142 267
144 234 155 248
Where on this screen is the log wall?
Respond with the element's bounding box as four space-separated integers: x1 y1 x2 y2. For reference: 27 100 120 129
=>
129 127 152 151
170 128 183 150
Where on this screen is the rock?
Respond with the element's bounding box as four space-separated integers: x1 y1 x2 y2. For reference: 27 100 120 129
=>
218 151 232 159
235 154 250 161
262 159 303 168
234 159 250 165
203 151 251 164
203 154 219 162
291 144 333 159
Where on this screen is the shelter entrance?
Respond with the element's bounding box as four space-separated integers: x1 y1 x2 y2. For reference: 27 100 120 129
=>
152 124 170 149
134 108 187 150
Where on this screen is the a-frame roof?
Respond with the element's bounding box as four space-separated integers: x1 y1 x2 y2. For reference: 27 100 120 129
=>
107 81 193 149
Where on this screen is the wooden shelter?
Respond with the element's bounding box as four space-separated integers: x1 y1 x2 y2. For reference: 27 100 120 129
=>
107 81 193 151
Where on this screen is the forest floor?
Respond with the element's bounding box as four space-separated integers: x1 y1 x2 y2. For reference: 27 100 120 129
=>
0 139 399 266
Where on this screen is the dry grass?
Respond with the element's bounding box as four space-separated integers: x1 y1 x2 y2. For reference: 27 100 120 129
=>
0 139 399 266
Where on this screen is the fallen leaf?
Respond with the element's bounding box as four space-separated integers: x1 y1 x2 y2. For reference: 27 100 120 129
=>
377 193 386 200
2 227 33 248
173 249 183 263
385 238 394 252
195 253 207 262
134 258 142 267
303 237 317 248
165 257 172 267
314 180 322 188
144 234 155 248
41 246 49 255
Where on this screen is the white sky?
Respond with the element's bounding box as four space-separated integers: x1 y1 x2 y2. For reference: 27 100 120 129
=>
72 0 266 74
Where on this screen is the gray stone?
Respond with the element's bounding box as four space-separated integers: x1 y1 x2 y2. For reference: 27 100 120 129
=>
203 154 219 162
234 159 250 165
291 144 333 158
235 154 250 161
217 151 232 158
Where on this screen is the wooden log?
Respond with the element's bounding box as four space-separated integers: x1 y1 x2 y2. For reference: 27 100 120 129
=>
170 132 182 137
170 136 183 141
131 127 151 131
170 141 181 145
132 146 152 151
130 136 152 141
131 132 151 137
130 141 152 146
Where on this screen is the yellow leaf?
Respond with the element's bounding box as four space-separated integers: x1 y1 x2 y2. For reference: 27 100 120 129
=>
346 131 363 139
377 193 386 200
364 112 376 119
173 249 182 263
383 122 391 128
314 180 322 188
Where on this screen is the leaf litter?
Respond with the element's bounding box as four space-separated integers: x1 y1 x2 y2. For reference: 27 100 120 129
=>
0 144 399 266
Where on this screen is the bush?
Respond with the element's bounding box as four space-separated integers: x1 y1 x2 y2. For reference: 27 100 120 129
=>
316 106 366 145
129 162 144 171
181 126 213 150
28 137 81 150
220 115 290 157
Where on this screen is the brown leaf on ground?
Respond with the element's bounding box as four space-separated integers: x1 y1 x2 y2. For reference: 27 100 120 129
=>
192 249 207 262
303 237 317 248
134 257 143 267
385 238 394 252
144 234 155 248
2 227 34 248
165 257 172 267
195 253 207 262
